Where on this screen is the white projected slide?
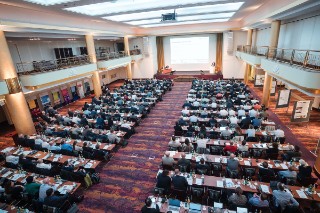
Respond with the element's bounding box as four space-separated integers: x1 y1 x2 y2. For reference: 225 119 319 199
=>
170 37 209 64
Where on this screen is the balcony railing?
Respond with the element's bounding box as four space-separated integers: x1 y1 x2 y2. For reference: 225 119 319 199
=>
96 51 128 61
130 49 141 55
237 45 320 71
16 55 93 75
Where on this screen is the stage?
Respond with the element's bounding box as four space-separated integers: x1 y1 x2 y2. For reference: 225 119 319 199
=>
155 70 223 81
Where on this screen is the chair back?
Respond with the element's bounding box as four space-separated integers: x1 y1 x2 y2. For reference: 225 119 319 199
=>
172 188 186 201
241 151 249 158
178 165 188 173
191 186 204 197
244 168 256 179
207 189 221 202
43 205 57 213
196 168 207 175
252 150 262 158
285 177 297 186
210 146 222 155
154 187 165 196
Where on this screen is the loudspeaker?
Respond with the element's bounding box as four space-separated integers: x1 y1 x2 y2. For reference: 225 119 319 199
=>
227 31 234 55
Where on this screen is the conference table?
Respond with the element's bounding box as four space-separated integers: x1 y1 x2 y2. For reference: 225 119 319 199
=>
174 137 293 151
156 170 320 202
1 147 101 170
0 167 81 193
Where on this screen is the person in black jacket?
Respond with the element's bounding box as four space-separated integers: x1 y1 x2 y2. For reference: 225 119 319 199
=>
240 115 252 129
156 170 171 194
297 159 312 180
259 161 275 179
172 169 188 192
93 144 109 160
141 197 160 213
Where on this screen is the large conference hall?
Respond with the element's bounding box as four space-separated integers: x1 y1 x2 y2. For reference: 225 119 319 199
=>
0 0 320 213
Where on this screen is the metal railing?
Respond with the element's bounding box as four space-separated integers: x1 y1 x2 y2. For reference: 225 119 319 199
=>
267 48 320 70
237 45 320 71
16 55 93 75
130 49 141 55
96 51 128 61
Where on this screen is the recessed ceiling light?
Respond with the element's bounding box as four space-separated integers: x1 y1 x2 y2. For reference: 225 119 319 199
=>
65 0 234 16
24 0 80 6
141 18 229 28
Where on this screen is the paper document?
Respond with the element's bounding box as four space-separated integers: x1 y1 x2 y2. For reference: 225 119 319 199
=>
244 161 251 166
2 171 12 178
84 163 93 168
296 190 307 199
280 164 288 169
195 178 203 185
237 207 248 213
187 177 193 185
168 151 176 157
215 158 221 163
260 185 270 193
217 180 224 187
185 154 192 160
214 202 223 208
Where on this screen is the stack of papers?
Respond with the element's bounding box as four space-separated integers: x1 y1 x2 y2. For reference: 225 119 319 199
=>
23 151 32 156
195 178 203 185
103 145 110 150
84 163 93 168
42 154 50 160
217 180 224 187
2 171 12 178
215 158 221 163
185 154 192 160
187 177 193 185
58 185 73 194
244 161 251 166
237 207 248 213
214 202 223 208
214 141 220 145
11 174 26 181
296 190 307 198
168 151 176 157
1 147 14 153
225 179 234 188
280 164 288 169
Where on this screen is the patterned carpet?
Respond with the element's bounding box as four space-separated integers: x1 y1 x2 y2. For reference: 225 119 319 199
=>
248 82 319 165
77 82 191 213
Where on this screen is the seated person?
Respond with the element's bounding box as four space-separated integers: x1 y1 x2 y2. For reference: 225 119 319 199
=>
174 122 183 133
228 187 247 206
224 142 237 153
252 116 262 128
219 108 228 117
61 161 74 172
60 140 73 152
181 107 190 116
297 159 312 180
172 169 188 192
162 151 174 167
93 144 109 160
156 170 171 193
107 130 121 144
141 197 160 213
5 153 19 165
177 153 191 170
266 142 279 155
240 115 252 129
189 114 198 123
72 141 82 152
221 127 232 138
273 182 299 211
181 138 194 153
259 161 275 178
226 153 239 173
39 178 52 202
196 158 209 173
4 180 24 200
196 134 207 151
25 176 41 198
49 141 61 151
246 125 256 138
249 193 269 208
273 126 285 138
238 140 249 152
168 136 181 148
278 166 297 180
36 159 52 170
282 145 301 161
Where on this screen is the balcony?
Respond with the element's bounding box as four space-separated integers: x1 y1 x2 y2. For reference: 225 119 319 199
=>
236 45 269 65
97 51 131 70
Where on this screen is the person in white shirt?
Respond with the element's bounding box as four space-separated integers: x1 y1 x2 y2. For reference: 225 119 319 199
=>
243 103 252 110
273 127 285 138
121 121 132 130
237 93 246 99
5 154 19 165
39 178 52 202
219 108 228 117
189 115 198 123
42 140 50 149
237 107 246 117
48 141 61 151
221 127 232 137
168 136 181 148
229 115 238 124
35 136 44 145
181 107 190 116
211 102 217 109
196 134 207 149
36 159 52 170
249 109 257 118
187 97 195 102
246 125 256 137
131 94 137 100
72 115 81 124
193 101 200 107
228 108 236 116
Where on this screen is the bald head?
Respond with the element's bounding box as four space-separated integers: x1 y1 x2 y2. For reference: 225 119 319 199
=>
181 153 186 159
230 153 235 159
165 151 170 157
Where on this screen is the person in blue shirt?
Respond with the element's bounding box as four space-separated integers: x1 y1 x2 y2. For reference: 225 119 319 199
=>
95 115 105 129
249 193 269 208
60 140 73 152
252 116 262 128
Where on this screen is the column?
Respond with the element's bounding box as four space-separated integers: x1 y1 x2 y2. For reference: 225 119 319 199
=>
262 21 280 107
85 35 102 97
0 31 36 135
124 35 132 80
244 29 253 83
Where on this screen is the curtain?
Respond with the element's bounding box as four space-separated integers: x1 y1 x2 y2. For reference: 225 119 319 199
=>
215 33 223 73
156 36 165 73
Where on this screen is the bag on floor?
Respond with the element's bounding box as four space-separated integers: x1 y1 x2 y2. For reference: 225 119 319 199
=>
91 173 100 184
84 174 93 188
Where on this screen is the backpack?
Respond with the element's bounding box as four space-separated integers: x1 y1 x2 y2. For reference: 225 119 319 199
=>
84 174 92 188
91 173 100 184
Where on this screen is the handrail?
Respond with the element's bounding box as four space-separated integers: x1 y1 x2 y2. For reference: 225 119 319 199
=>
237 45 320 71
16 55 94 75
96 51 129 61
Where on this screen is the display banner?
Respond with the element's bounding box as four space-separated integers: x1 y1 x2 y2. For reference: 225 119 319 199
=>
291 100 313 122
270 80 277 96
276 89 291 108
254 75 264 87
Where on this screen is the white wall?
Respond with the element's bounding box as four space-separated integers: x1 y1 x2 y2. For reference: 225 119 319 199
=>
222 31 247 79
163 34 216 71
278 15 320 50
100 67 127 84
7 39 119 65
130 36 158 79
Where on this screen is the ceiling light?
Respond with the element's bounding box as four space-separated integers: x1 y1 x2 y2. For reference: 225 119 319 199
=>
101 2 243 22
125 19 161 26
177 12 234 21
141 19 229 28
65 0 227 16
24 0 80 6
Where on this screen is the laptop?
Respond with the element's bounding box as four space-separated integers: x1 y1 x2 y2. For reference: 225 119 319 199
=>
189 203 202 213
168 199 180 212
